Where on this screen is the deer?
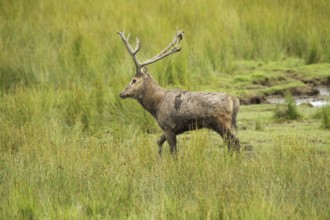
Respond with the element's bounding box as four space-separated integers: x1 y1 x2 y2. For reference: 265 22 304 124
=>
117 30 240 156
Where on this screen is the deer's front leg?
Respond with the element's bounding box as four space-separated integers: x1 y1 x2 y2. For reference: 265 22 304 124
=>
164 131 177 155
157 134 166 156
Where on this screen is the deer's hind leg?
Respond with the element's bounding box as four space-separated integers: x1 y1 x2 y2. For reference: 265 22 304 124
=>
225 130 240 152
213 119 240 152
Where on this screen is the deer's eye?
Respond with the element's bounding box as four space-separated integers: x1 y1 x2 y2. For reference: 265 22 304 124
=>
131 79 137 86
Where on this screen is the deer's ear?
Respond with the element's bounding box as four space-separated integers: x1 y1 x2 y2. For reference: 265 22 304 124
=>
141 67 148 74
135 67 147 77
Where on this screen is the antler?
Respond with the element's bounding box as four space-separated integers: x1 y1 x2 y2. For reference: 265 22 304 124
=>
117 30 184 73
117 32 141 70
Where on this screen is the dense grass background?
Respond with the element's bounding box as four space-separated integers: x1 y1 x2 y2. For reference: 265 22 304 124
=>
0 0 330 219
1 0 330 91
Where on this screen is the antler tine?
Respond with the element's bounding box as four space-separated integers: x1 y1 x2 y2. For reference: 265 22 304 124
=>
140 31 184 68
117 31 141 69
156 31 183 57
133 37 141 55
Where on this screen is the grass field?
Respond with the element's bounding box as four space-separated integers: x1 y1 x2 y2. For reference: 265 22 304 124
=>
1 0 330 219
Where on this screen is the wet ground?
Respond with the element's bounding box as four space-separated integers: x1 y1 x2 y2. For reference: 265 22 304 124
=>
267 86 330 107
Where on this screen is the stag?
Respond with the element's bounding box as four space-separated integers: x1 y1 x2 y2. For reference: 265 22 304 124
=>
118 31 240 155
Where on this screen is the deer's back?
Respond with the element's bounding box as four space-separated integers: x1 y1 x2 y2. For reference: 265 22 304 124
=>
156 90 238 132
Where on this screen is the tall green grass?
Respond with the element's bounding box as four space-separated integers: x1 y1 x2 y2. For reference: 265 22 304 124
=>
1 0 330 219
0 120 329 219
1 0 330 91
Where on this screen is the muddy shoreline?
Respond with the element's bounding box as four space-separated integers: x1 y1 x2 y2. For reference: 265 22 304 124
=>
240 79 330 107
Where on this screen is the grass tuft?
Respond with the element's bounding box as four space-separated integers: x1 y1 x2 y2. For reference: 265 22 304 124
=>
314 105 330 129
274 92 302 121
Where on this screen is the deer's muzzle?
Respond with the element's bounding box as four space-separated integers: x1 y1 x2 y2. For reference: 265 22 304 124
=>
119 92 128 99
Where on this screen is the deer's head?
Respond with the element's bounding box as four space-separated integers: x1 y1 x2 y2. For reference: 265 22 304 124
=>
118 31 184 99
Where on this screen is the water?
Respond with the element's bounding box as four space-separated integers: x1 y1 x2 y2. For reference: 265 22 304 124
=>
267 86 330 107
318 86 330 96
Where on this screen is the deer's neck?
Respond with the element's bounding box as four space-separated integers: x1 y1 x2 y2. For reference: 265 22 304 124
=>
137 75 165 117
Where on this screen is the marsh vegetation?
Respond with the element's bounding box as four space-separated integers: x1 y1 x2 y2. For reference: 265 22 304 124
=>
0 0 329 219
